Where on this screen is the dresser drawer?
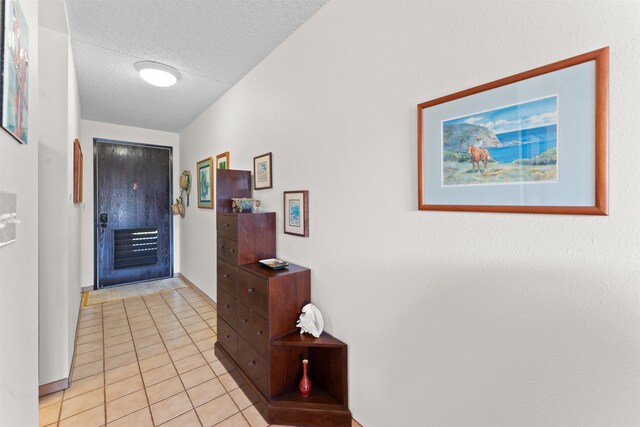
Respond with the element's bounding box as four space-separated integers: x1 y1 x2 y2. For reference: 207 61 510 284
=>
217 316 238 361
217 260 238 298
238 337 268 397
216 215 238 239
217 238 239 265
237 303 268 358
217 288 238 330
238 270 268 319
225 240 238 264
216 237 225 259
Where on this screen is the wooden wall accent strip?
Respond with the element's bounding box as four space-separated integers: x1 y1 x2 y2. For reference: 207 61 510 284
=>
177 273 217 310
39 377 69 397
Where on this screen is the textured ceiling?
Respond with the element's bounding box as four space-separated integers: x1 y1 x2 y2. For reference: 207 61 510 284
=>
65 0 327 132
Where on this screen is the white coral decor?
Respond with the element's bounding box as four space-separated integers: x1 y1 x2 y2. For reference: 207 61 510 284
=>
296 303 324 338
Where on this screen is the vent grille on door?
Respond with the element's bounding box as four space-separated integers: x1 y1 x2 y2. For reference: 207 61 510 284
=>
113 228 158 270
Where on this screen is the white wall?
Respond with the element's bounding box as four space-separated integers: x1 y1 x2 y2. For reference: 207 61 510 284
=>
80 120 180 289
67 37 82 377
0 0 39 424
38 15 82 386
179 1 640 426
178 126 218 297
38 25 70 386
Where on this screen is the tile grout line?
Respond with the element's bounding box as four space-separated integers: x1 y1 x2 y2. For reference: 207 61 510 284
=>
44 286 267 427
141 290 204 427
57 305 105 425
185 289 260 427
173 287 255 427
84 281 187 307
102 302 108 426
121 298 157 426
101 301 145 423
168 286 249 424
162 288 220 423
177 287 264 426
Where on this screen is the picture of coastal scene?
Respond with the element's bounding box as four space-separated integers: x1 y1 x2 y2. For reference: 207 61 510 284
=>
441 95 558 186
288 199 301 227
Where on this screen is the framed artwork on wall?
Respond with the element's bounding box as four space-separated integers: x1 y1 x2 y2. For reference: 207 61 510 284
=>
284 190 308 237
1 0 30 144
418 47 608 215
197 157 213 208
73 139 83 203
216 151 230 169
254 152 272 190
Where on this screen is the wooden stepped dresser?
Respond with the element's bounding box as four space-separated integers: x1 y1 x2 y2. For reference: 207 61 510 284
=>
214 169 351 426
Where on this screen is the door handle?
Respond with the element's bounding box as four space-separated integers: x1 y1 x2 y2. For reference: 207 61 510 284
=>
99 213 108 229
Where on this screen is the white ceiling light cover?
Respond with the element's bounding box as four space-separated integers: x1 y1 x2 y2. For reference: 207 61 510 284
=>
134 61 181 87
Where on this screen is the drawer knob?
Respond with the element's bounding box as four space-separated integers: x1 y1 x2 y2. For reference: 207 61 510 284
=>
224 304 230 309
241 318 248 324
230 249 236 253
225 334 230 339
224 223 230 228
248 360 256 367
223 274 230 278
247 288 255 293
256 330 262 336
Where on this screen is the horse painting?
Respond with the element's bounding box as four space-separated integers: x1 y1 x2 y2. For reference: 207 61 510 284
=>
467 145 490 172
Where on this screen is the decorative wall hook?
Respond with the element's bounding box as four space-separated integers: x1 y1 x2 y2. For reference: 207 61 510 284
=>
179 171 191 206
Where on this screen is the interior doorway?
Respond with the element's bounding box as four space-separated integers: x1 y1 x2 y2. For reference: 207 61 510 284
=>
94 139 173 288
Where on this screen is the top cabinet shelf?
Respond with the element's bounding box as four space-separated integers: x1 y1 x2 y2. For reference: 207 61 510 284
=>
216 213 276 266
240 262 309 279
217 169 251 213
272 331 347 348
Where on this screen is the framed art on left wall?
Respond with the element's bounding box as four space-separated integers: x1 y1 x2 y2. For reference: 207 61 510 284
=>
197 157 214 208
1 0 29 144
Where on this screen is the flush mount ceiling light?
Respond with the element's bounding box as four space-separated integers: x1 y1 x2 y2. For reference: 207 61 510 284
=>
134 61 181 87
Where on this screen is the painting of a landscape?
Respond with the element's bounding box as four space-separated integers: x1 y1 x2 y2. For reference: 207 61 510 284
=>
442 96 558 186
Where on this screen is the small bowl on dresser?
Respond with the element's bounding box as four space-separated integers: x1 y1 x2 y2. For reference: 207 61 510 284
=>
231 198 261 213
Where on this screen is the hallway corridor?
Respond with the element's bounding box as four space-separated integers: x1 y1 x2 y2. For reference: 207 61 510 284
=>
38 284 272 426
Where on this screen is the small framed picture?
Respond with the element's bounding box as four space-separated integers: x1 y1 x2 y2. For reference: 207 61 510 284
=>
253 152 272 190
216 151 229 169
284 191 309 237
197 157 214 209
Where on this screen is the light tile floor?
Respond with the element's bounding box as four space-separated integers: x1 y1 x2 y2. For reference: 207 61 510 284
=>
39 286 273 427
39 284 363 427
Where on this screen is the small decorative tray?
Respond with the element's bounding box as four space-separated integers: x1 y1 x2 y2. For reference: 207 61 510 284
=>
259 258 289 270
